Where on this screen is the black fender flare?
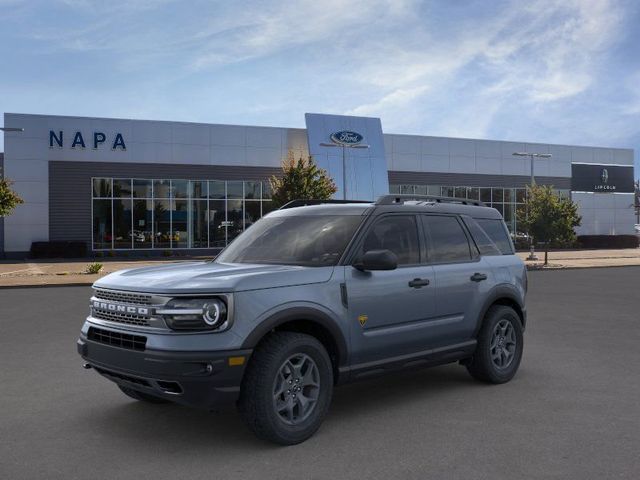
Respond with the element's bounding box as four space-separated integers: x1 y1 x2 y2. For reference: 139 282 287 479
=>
474 284 526 335
241 306 349 366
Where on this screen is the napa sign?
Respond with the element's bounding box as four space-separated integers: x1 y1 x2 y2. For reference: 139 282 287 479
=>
49 130 127 151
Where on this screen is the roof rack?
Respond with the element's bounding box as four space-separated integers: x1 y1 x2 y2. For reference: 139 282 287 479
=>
279 199 373 209
375 194 486 207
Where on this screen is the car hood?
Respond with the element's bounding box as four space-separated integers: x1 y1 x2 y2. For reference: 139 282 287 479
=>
93 261 335 294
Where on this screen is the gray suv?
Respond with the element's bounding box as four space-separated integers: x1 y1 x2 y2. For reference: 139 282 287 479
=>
77 194 527 444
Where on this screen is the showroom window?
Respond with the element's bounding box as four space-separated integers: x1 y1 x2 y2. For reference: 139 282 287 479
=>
91 178 274 250
388 184 567 234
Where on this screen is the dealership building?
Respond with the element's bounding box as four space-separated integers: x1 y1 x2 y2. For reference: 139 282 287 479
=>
0 112 636 258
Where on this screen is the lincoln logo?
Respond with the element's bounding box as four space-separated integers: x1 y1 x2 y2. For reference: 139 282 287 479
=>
601 168 609 184
330 130 364 146
92 300 149 316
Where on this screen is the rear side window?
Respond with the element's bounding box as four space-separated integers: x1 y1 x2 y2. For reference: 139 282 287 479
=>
476 218 514 254
360 215 420 265
463 218 502 256
422 215 472 263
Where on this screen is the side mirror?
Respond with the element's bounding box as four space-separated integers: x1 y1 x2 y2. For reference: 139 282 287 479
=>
353 249 398 271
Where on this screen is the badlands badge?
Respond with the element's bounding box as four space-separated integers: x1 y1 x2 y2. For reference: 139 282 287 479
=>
358 314 368 327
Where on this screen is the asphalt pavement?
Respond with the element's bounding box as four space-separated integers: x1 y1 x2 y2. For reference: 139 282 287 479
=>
1 267 639 479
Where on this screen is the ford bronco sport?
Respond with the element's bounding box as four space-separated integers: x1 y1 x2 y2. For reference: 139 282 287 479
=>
78 194 527 445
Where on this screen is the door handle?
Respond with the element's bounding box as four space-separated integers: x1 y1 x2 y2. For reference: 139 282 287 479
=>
408 278 430 288
470 272 488 282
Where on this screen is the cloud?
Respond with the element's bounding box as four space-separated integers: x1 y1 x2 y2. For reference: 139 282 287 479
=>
1 0 637 165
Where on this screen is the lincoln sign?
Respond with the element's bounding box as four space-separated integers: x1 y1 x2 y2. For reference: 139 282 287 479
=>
571 163 634 193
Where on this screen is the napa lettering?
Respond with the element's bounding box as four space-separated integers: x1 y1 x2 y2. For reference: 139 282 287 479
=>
49 130 127 150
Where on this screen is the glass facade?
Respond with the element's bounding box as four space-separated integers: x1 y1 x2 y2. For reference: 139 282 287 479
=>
389 184 570 234
92 178 274 250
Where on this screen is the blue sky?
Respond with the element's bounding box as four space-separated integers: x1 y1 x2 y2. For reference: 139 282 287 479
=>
1 0 639 177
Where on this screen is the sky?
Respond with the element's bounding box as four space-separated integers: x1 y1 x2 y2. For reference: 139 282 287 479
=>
1 0 639 178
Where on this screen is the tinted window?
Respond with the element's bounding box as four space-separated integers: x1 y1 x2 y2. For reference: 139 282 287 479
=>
360 216 420 265
422 215 472 263
216 215 362 267
476 219 514 254
463 218 501 256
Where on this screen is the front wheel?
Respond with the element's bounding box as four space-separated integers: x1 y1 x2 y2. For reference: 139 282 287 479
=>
466 305 524 384
239 331 333 445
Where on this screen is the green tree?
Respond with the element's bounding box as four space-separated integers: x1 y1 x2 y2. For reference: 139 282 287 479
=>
518 185 581 265
0 178 24 217
269 151 337 208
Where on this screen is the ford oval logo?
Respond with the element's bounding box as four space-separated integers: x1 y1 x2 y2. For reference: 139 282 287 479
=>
330 130 364 145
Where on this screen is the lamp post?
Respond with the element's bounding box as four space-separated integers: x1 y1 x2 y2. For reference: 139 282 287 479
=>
512 151 553 261
320 142 370 200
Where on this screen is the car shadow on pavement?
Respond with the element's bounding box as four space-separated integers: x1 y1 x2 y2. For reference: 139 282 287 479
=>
77 363 482 450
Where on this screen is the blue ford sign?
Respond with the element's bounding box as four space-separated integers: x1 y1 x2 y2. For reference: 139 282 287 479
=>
330 130 364 146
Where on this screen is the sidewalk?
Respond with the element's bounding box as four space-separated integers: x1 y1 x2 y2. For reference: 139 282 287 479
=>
1 249 639 288
517 248 640 269
0 257 207 288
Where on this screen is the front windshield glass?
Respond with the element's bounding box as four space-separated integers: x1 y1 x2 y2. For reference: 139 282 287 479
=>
216 215 363 266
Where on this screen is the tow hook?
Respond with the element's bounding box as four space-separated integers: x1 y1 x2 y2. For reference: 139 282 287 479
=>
82 363 92 370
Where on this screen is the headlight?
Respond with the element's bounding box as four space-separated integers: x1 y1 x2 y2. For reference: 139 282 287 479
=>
157 298 228 331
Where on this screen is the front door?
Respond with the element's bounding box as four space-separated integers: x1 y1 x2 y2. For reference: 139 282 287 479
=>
345 214 437 365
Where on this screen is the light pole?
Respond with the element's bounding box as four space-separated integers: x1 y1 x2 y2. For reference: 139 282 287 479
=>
320 142 370 200
512 151 553 261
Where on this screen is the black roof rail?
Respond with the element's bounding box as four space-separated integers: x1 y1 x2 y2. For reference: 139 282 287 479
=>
279 199 373 209
375 194 486 207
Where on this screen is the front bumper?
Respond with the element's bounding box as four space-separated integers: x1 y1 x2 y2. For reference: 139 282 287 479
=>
77 333 252 410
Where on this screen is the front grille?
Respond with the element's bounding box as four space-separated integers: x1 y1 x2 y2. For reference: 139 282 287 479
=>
93 288 152 305
92 310 151 327
88 327 147 351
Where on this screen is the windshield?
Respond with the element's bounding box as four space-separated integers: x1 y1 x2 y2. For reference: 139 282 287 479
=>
216 215 363 266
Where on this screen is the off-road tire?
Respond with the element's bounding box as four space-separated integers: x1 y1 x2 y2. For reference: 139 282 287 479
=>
466 305 524 384
118 385 170 404
239 331 333 445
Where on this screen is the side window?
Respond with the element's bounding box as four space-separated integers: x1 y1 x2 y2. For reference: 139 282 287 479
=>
360 215 420 265
463 217 502 256
476 218 514 254
422 215 472 263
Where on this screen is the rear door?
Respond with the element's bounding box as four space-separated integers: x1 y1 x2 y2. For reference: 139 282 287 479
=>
421 214 493 347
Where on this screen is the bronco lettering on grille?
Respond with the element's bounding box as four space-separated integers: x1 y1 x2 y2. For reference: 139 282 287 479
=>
92 300 149 316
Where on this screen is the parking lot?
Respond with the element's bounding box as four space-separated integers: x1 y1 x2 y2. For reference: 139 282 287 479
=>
1 267 639 480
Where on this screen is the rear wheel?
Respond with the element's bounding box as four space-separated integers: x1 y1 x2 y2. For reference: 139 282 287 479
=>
118 385 170 404
239 331 333 445
466 305 523 384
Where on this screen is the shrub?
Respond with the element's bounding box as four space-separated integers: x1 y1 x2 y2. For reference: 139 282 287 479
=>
85 262 104 274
